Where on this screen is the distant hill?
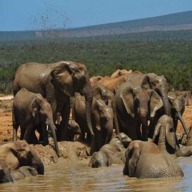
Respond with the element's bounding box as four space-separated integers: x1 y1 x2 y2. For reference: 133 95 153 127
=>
1 11 192 42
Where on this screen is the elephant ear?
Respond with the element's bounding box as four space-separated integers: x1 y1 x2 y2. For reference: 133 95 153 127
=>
165 121 177 150
149 90 163 117
141 75 151 89
50 62 75 97
120 87 135 118
31 98 40 123
126 142 140 176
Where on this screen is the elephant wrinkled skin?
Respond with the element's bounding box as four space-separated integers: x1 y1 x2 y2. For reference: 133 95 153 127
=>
13 88 60 157
0 140 44 183
89 132 131 168
123 140 184 178
73 93 114 153
13 61 94 143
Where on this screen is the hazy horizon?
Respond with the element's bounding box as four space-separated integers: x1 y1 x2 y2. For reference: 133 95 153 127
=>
1 0 192 32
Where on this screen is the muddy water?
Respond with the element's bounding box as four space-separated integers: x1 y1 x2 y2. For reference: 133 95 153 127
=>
0 157 192 192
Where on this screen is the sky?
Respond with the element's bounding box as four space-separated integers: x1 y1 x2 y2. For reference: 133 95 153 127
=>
1 0 192 31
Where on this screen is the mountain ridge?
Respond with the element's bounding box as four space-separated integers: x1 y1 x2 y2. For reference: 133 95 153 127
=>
1 10 192 41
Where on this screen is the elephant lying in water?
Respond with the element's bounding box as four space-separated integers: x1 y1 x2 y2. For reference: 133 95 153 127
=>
123 115 184 178
88 132 132 168
123 140 184 178
0 140 44 183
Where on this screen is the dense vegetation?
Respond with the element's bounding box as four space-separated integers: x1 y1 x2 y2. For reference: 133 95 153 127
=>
0 36 192 93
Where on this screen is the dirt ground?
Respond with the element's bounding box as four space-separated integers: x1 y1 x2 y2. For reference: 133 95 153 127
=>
0 94 192 165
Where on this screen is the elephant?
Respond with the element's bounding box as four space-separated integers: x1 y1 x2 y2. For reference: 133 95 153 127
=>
12 61 94 144
152 115 179 155
73 93 114 153
186 126 192 146
123 140 184 178
113 73 163 141
110 69 132 78
168 91 188 135
12 88 60 157
56 119 81 141
0 140 44 183
147 73 171 116
92 85 114 106
88 132 132 168
11 166 38 181
90 72 131 93
0 163 14 183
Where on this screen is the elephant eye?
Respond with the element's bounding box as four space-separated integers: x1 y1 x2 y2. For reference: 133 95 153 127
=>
169 128 174 132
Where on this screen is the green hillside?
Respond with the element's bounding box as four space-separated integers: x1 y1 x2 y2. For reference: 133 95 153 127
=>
1 11 192 42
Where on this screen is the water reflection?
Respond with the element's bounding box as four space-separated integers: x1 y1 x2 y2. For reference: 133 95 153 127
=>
0 157 191 192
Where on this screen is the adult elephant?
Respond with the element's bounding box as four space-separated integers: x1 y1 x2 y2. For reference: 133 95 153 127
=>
113 73 163 141
123 140 184 178
12 88 60 157
13 61 94 143
0 140 44 183
73 93 114 153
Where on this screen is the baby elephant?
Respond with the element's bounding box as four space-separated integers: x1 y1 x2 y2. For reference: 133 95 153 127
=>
89 132 132 168
123 140 184 178
13 88 60 157
0 140 44 183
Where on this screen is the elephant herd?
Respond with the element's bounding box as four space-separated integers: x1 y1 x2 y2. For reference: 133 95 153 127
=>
1 60 192 182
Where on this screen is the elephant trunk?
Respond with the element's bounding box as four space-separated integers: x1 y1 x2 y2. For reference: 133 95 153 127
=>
158 124 166 152
48 119 60 157
82 79 94 137
160 89 171 116
176 112 188 136
82 78 95 155
104 115 113 144
139 109 149 141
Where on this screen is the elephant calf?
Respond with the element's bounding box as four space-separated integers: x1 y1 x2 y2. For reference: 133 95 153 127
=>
0 140 44 183
89 132 132 168
123 140 184 178
13 88 60 157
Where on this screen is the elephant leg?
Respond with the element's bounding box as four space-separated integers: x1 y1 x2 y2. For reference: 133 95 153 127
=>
23 124 34 144
30 150 44 175
42 125 48 146
60 100 70 141
19 166 38 177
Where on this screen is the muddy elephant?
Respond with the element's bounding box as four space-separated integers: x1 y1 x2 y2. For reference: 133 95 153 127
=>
73 93 114 153
152 115 179 155
168 92 188 135
113 73 163 141
90 72 130 93
13 88 60 157
110 69 132 78
123 140 184 178
56 119 81 141
0 140 44 183
147 73 171 115
89 132 132 168
92 85 114 106
13 61 94 144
